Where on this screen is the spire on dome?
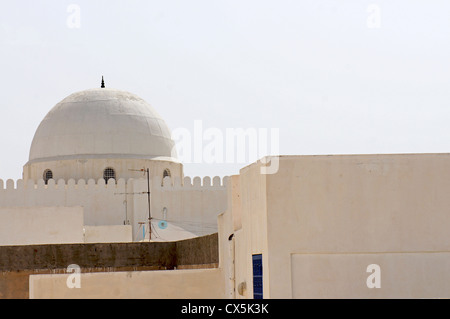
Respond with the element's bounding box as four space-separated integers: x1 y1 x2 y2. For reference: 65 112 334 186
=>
101 76 105 88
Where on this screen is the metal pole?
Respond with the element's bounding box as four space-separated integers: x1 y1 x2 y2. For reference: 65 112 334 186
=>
126 168 152 241
146 168 151 241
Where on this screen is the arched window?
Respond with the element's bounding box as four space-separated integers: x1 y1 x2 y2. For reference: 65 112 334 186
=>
162 169 171 186
163 169 171 178
103 167 116 183
43 169 53 185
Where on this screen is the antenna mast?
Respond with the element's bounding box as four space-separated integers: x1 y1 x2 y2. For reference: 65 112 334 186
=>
146 168 151 241
128 168 151 241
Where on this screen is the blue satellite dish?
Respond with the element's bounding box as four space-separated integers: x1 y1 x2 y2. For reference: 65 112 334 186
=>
158 220 168 229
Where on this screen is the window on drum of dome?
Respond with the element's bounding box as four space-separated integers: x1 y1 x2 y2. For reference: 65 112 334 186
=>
43 169 53 185
162 169 171 186
103 167 116 183
163 169 171 178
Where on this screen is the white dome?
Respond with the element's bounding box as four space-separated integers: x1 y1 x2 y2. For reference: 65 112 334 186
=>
28 88 177 164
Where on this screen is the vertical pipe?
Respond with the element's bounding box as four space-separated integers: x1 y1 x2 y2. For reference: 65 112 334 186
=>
147 168 151 241
228 234 236 299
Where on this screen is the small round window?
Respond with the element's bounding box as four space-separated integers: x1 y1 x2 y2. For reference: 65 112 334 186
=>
103 167 116 183
43 169 53 185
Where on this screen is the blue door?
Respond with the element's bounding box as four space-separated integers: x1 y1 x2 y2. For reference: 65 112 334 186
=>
252 254 263 299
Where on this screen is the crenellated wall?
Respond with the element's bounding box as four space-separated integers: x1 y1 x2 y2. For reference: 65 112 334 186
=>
0 176 228 241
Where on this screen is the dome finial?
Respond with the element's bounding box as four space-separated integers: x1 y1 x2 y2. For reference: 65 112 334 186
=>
101 76 105 88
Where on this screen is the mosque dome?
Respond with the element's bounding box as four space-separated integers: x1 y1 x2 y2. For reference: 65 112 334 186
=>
28 87 177 164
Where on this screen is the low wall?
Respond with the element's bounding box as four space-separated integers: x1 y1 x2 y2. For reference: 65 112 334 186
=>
0 207 84 246
30 268 225 299
84 225 132 243
0 233 219 299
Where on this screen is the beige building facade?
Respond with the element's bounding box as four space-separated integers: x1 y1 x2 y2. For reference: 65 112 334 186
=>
27 154 450 299
1 84 449 299
218 154 450 299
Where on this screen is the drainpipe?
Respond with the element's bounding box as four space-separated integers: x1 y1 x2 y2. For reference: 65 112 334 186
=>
228 233 235 299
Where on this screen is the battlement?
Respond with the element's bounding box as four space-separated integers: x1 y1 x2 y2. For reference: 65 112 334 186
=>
0 175 229 238
0 176 229 237
0 176 229 191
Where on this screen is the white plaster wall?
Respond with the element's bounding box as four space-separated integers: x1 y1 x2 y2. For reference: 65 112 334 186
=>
29 268 226 299
218 175 249 299
83 225 132 243
0 206 84 246
291 252 450 298
0 178 127 227
0 176 228 242
228 154 450 299
263 155 450 298
217 212 234 299
236 162 269 299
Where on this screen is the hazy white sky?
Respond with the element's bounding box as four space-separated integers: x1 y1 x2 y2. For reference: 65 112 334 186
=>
1 0 450 180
